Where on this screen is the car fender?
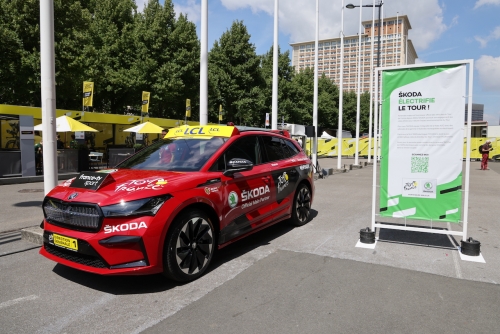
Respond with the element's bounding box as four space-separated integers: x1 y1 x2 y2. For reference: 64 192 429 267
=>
156 194 219 265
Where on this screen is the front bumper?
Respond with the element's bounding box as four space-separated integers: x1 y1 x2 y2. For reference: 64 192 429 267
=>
40 218 164 276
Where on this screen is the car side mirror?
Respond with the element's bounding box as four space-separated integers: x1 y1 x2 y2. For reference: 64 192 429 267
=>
223 158 254 177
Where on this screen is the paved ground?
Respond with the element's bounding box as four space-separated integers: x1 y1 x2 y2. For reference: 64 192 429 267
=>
0 158 499 333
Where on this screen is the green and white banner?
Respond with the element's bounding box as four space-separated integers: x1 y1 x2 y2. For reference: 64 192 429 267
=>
380 65 466 223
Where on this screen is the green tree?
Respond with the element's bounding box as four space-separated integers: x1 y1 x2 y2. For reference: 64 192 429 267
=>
83 0 138 112
137 0 200 118
317 74 339 129
259 46 297 126
0 0 92 109
289 67 314 126
359 91 372 135
53 0 93 110
157 11 200 120
341 90 358 136
208 21 263 125
0 0 41 106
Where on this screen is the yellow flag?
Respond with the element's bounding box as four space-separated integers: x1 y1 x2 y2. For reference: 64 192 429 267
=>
83 82 94 107
141 91 150 113
186 99 191 118
219 104 223 121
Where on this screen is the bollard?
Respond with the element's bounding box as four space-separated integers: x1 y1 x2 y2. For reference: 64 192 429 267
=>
461 237 481 256
359 227 375 244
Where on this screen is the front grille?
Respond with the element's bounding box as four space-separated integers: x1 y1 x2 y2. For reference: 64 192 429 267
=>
44 243 108 268
43 198 102 232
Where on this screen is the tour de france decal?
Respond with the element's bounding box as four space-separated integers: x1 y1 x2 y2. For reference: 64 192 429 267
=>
379 64 465 223
272 169 299 204
70 172 110 190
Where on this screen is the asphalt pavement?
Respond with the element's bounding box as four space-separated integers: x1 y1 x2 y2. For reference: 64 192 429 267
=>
0 158 499 333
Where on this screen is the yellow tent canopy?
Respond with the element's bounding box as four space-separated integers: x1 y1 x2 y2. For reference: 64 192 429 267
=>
123 121 164 134
34 115 98 132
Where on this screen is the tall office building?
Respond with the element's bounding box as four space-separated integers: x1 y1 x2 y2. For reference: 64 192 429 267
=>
464 103 484 121
290 15 418 92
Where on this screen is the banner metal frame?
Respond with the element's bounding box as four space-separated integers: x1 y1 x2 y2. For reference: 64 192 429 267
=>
371 60 474 241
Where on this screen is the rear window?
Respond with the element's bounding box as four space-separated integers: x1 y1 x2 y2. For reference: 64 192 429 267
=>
284 139 300 156
260 136 287 162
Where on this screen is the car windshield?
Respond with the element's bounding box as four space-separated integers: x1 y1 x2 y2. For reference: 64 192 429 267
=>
117 137 227 172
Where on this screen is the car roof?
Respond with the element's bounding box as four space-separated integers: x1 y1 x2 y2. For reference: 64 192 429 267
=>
164 125 291 139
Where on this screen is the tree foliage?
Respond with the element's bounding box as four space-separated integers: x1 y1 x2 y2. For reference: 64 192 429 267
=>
208 21 263 125
0 1 372 135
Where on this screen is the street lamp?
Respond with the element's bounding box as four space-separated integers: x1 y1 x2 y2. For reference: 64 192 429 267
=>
347 1 383 165
347 1 384 66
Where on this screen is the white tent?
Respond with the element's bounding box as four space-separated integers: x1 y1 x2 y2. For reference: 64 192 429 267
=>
320 131 335 139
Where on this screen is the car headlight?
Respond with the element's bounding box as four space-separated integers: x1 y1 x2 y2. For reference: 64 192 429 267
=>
102 196 171 217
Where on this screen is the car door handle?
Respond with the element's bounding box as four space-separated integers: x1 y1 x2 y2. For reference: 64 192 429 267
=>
262 176 271 183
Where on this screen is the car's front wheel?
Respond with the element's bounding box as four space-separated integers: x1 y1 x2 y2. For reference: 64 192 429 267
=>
163 209 215 282
290 183 311 226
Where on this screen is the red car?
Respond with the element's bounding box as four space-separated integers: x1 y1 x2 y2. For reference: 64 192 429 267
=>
40 125 314 282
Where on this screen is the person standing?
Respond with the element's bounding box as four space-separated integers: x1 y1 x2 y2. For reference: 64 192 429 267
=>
56 135 64 149
69 134 78 149
34 140 43 172
481 140 493 170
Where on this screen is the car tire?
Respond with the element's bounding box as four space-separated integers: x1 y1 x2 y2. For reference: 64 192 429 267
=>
163 209 215 282
290 183 311 226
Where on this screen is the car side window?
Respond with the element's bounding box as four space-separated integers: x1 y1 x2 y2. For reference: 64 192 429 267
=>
260 135 287 162
284 139 300 157
210 136 261 171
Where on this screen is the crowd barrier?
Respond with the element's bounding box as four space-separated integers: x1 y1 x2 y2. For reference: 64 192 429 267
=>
305 137 500 160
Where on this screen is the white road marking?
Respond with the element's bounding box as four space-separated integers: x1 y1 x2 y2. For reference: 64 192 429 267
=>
0 295 39 309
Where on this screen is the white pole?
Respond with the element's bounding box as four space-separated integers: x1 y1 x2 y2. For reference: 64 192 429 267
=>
354 0 362 166
367 3 375 163
312 0 319 173
377 66 383 162
199 0 208 125
337 0 344 169
463 60 474 241
40 0 58 195
371 67 380 230
381 4 385 67
272 0 279 130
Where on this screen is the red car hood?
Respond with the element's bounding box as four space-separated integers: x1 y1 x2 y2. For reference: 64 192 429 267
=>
49 169 204 206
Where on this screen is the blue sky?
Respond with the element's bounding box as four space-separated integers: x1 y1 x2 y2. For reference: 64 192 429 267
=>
142 0 500 125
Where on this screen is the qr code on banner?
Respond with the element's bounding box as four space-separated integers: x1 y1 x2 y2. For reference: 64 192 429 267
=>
411 156 429 173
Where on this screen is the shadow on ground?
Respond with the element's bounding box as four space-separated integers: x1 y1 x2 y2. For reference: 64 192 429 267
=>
13 201 43 207
50 210 319 295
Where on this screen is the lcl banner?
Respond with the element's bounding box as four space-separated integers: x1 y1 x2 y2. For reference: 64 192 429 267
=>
379 64 466 223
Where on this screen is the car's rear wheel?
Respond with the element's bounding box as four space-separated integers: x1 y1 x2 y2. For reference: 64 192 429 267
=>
290 183 311 226
163 210 215 282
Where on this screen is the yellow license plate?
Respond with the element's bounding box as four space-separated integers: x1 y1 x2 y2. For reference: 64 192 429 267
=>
52 233 78 251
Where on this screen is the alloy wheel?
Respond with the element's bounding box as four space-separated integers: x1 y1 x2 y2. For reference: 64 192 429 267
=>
175 217 214 275
295 186 311 224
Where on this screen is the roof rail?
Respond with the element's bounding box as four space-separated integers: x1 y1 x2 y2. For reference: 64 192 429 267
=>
235 126 290 138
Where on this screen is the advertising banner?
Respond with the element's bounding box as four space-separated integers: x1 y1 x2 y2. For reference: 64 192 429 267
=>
83 81 94 107
141 91 150 113
380 65 466 223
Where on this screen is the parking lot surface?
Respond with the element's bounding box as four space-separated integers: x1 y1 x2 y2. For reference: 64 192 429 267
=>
0 159 499 333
